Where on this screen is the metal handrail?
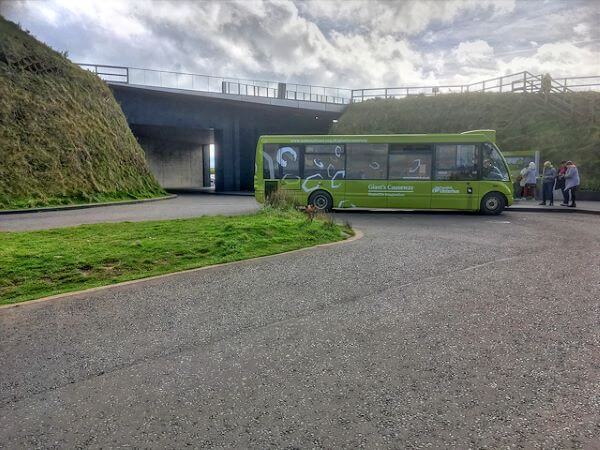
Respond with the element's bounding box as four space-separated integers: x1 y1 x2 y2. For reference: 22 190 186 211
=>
351 71 600 102
78 63 352 104
78 63 600 105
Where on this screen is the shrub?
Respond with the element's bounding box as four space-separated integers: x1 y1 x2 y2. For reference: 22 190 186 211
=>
314 211 335 228
265 188 302 210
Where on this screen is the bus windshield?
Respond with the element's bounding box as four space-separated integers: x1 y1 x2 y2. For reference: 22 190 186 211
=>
481 143 510 181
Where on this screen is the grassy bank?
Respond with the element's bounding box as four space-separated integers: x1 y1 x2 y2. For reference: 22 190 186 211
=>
332 92 600 190
1 191 170 210
0 17 165 210
0 208 352 305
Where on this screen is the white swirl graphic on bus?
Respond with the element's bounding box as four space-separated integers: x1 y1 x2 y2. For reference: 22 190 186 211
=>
276 147 297 167
302 173 323 193
331 170 345 189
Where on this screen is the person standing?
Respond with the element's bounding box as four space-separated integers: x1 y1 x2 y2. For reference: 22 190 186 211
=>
539 161 557 205
523 162 537 200
517 167 527 198
555 160 568 205
562 161 580 207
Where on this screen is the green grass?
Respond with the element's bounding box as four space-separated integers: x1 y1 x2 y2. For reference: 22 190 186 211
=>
0 208 352 305
1 191 170 210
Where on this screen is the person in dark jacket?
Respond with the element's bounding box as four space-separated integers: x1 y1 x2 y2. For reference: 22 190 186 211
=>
556 160 568 204
562 161 580 207
539 161 557 205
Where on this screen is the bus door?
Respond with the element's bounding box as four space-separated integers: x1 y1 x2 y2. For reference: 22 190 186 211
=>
431 144 479 210
264 144 302 200
387 145 433 209
343 143 388 208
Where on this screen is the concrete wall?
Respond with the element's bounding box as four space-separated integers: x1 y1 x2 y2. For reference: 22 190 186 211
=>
130 123 212 191
138 136 204 189
111 84 342 192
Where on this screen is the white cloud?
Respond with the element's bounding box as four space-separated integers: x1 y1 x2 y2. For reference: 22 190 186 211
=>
298 0 516 35
573 23 590 38
499 41 600 77
452 40 495 66
1 0 598 89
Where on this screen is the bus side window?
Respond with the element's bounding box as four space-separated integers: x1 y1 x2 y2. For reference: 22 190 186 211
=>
263 144 301 179
346 144 388 179
278 146 301 179
434 144 478 181
388 144 432 180
304 144 345 180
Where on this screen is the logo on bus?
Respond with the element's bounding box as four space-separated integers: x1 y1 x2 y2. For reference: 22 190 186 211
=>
432 186 460 194
367 184 414 196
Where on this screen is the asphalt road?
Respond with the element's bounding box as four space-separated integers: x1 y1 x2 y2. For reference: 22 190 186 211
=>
1 211 599 448
0 194 260 231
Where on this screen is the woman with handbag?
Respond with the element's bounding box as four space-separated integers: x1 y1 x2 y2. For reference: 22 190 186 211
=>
555 160 568 205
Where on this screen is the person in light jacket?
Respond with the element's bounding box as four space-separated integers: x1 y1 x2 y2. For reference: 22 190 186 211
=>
562 161 580 207
523 162 537 199
539 161 557 206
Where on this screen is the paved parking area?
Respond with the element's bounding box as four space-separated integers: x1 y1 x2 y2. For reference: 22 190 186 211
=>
1 211 599 447
0 194 260 231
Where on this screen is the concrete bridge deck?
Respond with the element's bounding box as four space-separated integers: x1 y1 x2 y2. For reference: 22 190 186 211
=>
109 82 347 113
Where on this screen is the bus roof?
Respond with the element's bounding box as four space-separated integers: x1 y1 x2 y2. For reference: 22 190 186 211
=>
258 130 496 145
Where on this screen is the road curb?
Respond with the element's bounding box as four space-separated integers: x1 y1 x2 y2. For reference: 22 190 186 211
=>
0 194 177 215
0 229 364 311
166 189 254 197
507 206 600 216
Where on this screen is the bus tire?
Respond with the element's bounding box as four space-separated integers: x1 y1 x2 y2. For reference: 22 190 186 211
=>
308 190 333 212
480 192 505 215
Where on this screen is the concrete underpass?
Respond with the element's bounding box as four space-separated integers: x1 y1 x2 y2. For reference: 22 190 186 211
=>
110 84 344 192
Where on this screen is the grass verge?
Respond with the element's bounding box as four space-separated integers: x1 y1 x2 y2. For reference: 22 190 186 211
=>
0 208 352 305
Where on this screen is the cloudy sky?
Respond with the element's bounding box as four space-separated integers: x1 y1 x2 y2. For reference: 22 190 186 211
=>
2 0 599 88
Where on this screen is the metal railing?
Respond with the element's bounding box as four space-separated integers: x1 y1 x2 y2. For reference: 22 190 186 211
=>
351 72 600 102
558 75 600 90
79 63 352 104
79 64 600 106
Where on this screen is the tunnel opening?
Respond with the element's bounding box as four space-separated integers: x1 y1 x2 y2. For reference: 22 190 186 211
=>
130 124 215 192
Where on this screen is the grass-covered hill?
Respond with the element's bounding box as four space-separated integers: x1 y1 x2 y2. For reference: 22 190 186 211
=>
332 92 600 190
0 17 164 209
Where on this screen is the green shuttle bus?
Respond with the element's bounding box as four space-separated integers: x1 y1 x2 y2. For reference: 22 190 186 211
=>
254 130 513 215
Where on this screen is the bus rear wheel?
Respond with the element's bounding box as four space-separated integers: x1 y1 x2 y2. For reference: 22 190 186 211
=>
308 190 333 212
480 192 505 215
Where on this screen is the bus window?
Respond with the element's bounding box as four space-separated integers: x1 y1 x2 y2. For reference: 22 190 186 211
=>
434 144 478 180
481 143 510 181
262 144 301 179
346 143 388 179
304 144 345 180
389 145 432 180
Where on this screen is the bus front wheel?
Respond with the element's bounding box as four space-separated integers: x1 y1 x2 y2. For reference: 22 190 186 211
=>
309 190 333 212
480 192 506 215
